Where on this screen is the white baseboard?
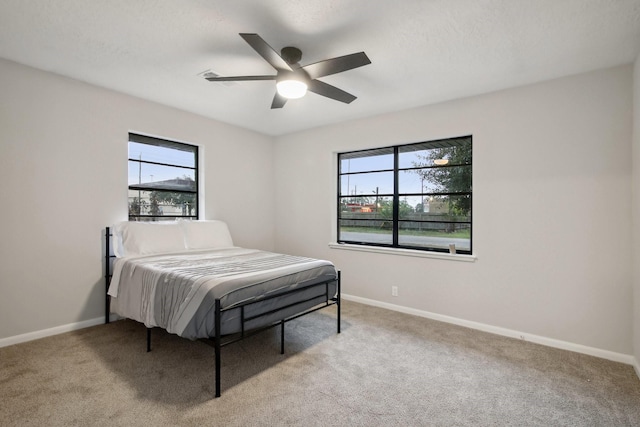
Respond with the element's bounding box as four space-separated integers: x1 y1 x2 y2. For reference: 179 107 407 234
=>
3 299 639 383
342 294 636 367
0 316 116 349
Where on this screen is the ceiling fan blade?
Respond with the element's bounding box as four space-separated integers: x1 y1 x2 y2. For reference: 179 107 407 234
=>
206 75 276 82
307 79 357 104
271 92 287 109
302 52 371 80
239 33 293 72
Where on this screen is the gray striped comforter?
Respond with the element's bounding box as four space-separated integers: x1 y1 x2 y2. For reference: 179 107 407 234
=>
108 248 338 339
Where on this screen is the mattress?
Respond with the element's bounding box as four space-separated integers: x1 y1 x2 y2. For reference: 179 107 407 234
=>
108 247 338 339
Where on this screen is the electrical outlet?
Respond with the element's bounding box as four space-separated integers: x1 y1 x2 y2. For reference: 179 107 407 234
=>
392 286 398 297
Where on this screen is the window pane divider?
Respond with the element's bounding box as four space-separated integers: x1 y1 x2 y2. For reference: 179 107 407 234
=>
128 186 197 194
399 164 471 172
341 168 395 176
128 158 196 170
398 192 472 197
397 219 471 224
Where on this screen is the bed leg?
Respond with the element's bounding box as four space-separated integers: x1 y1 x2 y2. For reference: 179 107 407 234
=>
280 320 285 354
105 227 111 325
215 299 221 398
146 328 152 352
337 272 341 334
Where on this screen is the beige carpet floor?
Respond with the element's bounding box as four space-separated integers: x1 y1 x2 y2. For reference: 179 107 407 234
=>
1 300 639 426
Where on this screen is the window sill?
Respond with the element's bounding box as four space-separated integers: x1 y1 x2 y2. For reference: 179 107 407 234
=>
328 243 477 262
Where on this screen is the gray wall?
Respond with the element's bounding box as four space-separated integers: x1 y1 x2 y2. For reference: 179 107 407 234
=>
0 58 275 340
274 65 634 358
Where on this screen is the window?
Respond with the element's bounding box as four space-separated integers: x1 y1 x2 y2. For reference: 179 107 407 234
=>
338 135 472 254
128 133 199 222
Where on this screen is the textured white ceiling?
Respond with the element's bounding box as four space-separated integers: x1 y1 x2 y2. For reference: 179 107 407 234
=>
1 0 639 136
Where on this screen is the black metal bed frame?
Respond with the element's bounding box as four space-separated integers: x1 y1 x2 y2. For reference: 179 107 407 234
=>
104 227 341 398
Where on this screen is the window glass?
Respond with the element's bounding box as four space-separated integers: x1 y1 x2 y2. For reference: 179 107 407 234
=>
340 171 394 196
128 134 198 221
340 147 394 173
338 219 393 245
398 165 472 194
337 136 472 254
127 163 196 189
129 141 195 168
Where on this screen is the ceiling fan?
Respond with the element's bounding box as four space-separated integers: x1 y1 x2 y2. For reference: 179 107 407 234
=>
206 33 371 109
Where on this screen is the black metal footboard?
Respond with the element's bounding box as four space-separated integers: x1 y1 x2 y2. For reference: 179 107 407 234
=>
212 272 340 397
104 226 341 398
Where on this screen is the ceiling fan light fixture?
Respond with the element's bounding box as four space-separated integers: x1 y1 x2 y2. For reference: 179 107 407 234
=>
276 79 307 99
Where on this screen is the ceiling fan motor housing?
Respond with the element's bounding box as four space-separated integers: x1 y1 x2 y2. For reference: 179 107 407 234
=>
281 46 302 65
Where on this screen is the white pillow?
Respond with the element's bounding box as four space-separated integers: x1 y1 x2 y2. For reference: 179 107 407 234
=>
113 221 186 257
111 223 125 257
181 220 234 250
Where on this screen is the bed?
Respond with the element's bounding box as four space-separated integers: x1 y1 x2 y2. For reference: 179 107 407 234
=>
104 220 340 397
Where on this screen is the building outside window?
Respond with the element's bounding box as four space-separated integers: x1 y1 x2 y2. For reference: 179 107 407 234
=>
338 135 472 254
128 133 199 221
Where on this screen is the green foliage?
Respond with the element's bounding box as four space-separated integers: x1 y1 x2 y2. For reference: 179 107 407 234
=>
128 197 147 217
413 140 472 216
377 198 415 219
129 176 197 219
151 192 196 216
377 198 392 218
149 192 162 217
150 176 196 216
